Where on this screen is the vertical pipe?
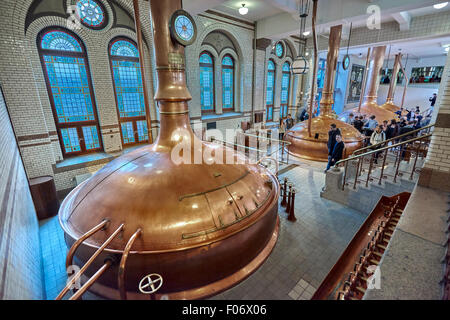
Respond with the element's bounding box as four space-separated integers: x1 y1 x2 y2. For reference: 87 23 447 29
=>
378 149 388 185
365 155 374 188
399 59 409 108
353 158 361 189
133 0 153 143
342 160 349 190
360 46 386 109
319 24 343 117
308 0 318 137
358 48 371 113
118 228 142 300
385 54 402 104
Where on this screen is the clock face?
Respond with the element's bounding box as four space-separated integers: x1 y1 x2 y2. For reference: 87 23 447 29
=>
169 10 197 46
343 55 351 70
276 42 284 58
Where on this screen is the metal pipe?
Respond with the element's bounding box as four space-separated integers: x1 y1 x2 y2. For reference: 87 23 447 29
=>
365 155 374 188
358 48 371 113
308 0 318 137
393 145 403 183
66 219 109 270
133 0 153 143
361 46 386 110
385 54 402 104
342 160 349 190
353 158 361 189
319 24 342 117
69 260 112 300
399 59 409 108
118 228 142 300
55 224 124 300
410 140 422 180
378 150 388 185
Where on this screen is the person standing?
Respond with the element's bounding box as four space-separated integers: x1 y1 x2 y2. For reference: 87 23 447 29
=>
279 118 286 140
285 114 294 130
429 93 437 107
325 134 345 172
346 113 355 125
327 123 341 160
370 125 386 164
363 115 378 137
353 116 364 133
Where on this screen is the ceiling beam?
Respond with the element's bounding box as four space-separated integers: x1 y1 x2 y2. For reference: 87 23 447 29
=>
392 11 411 31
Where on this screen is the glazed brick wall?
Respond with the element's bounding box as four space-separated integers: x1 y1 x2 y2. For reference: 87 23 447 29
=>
0 86 45 299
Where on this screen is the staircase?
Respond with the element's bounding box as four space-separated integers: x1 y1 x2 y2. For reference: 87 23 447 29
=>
321 125 433 215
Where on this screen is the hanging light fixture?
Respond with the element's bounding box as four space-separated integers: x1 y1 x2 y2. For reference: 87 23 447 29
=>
239 3 248 15
292 0 311 74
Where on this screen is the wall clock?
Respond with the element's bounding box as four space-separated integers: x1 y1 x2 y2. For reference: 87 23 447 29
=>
169 10 197 46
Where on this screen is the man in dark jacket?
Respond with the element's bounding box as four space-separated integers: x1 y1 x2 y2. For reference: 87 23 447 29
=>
285 114 294 130
327 123 341 156
326 135 345 172
429 93 437 107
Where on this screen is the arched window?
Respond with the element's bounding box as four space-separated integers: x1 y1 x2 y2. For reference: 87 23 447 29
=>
280 62 291 119
222 55 234 112
109 37 148 146
266 60 275 121
38 27 102 157
199 52 214 113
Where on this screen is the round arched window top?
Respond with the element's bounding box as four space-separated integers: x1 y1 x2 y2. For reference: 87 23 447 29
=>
76 0 107 29
275 42 284 58
110 39 139 58
222 55 233 66
40 30 83 52
199 52 213 64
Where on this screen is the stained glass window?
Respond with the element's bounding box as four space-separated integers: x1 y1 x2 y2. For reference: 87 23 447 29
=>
77 0 106 29
41 30 82 52
276 42 284 58
39 28 102 156
266 60 275 121
222 55 234 112
280 62 290 118
200 52 214 113
109 38 148 146
110 40 139 58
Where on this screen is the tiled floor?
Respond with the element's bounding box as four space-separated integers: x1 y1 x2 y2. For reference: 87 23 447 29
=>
39 158 366 300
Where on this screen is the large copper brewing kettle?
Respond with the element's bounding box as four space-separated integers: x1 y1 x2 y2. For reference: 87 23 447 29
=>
285 24 364 162
58 0 279 300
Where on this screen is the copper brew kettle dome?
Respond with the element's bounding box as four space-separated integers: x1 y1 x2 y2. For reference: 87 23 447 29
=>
57 0 279 300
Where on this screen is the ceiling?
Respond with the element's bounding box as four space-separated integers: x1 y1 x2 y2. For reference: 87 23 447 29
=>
339 36 450 60
212 0 285 22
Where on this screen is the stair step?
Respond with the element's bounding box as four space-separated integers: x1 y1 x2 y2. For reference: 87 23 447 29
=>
370 259 380 265
377 244 387 250
356 287 366 294
373 251 383 258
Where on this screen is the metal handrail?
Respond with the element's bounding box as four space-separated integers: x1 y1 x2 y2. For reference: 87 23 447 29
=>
118 228 142 300
241 132 292 145
55 224 124 300
66 219 109 270
335 133 432 167
352 123 434 155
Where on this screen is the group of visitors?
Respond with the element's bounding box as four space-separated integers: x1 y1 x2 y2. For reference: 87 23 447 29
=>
278 114 294 140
